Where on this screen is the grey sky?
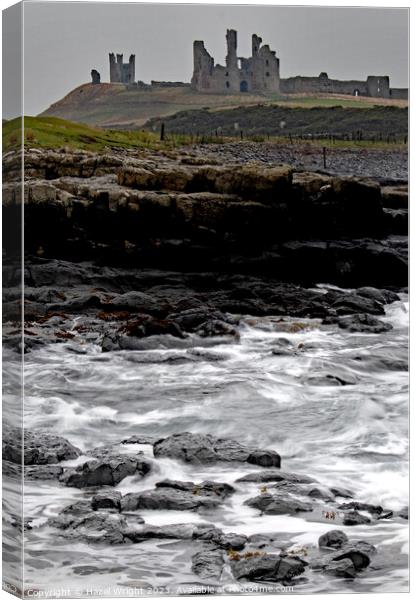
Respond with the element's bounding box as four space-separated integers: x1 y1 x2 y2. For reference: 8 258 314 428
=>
4 1 410 118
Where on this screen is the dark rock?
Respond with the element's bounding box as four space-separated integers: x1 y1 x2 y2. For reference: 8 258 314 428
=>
91 490 122 511
49 511 127 544
153 432 280 466
121 487 222 512
342 511 371 526
196 319 239 338
191 548 225 580
218 533 248 551
2 428 81 465
318 530 349 549
330 486 354 499
245 493 313 515
338 502 383 515
236 470 315 484
336 313 392 333
155 479 235 498
324 558 356 578
123 522 221 543
25 465 64 480
121 435 158 445
247 450 281 468
61 454 151 488
356 286 400 305
231 553 305 582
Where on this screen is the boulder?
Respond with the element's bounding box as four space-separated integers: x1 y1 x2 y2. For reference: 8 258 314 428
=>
245 493 313 515
342 511 371 526
318 530 349 549
49 510 128 544
2 428 81 465
91 490 122 511
153 432 280 466
218 533 248 551
61 454 151 488
231 553 305 582
336 313 393 334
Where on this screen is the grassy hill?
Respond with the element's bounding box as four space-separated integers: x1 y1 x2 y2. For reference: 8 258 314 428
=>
2 116 164 152
40 82 408 130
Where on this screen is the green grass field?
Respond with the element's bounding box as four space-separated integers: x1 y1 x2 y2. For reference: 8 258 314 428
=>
2 116 167 152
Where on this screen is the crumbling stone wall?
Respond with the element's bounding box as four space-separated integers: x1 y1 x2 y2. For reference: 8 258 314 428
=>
109 53 135 84
280 73 408 99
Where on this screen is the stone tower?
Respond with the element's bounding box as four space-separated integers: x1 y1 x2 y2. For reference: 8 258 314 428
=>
109 53 135 84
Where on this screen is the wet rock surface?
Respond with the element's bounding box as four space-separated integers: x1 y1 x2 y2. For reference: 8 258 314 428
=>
61 454 152 488
153 432 281 466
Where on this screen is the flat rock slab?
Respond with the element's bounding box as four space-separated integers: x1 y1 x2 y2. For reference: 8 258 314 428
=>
153 432 281 466
60 454 152 488
236 470 315 484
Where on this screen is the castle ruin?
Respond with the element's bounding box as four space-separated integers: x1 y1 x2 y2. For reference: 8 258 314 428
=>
190 30 407 100
191 29 280 94
91 33 407 100
109 53 135 84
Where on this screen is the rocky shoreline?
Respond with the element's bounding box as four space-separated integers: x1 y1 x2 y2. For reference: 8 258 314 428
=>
2 143 408 591
3 428 408 585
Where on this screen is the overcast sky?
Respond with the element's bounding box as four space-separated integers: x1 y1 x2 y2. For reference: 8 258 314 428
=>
3 1 409 117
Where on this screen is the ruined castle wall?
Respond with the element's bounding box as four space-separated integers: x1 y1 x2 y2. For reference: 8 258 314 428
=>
390 88 408 100
280 75 368 96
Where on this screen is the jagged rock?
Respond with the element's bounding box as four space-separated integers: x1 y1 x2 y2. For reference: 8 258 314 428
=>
2 428 81 465
121 487 222 512
91 490 122 511
318 530 349 549
245 493 313 515
60 454 151 488
342 511 371 526
191 548 225 580
153 432 280 466
231 553 305 582
236 470 315 484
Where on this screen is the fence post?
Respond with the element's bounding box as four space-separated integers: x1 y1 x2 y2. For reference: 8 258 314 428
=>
160 123 165 141
323 146 327 169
